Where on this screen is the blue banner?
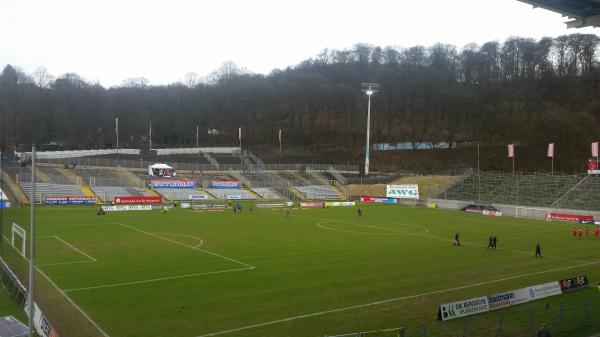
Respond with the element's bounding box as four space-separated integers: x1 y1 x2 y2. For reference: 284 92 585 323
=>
151 180 197 188
211 180 241 189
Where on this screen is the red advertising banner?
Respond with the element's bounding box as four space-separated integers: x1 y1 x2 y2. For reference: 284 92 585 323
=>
113 196 163 204
546 212 594 222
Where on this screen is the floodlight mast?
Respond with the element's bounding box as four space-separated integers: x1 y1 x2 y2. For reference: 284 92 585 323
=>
361 83 379 176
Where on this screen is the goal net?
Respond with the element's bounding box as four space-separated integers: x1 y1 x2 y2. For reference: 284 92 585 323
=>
11 223 26 257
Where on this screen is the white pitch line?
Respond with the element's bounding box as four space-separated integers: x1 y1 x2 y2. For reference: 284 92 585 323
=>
308 216 588 264
37 260 95 267
196 261 598 337
151 232 204 248
64 267 254 292
35 266 111 337
115 222 254 269
52 236 97 262
1 235 110 337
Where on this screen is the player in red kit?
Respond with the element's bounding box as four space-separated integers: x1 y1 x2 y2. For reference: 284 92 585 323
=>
578 227 583 238
572 227 577 237
594 227 599 238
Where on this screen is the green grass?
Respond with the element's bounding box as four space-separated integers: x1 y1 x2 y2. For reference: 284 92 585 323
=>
1 204 599 337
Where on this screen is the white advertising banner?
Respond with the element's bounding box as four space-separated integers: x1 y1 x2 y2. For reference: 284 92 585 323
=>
386 184 419 199
188 194 208 200
24 301 59 337
527 281 562 300
440 296 489 321
101 205 152 212
487 288 530 311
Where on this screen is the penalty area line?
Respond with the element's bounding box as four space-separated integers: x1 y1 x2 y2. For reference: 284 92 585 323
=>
115 222 254 269
63 266 254 292
195 261 598 337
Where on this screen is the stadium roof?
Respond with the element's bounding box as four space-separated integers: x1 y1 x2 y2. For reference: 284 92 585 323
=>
517 0 600 28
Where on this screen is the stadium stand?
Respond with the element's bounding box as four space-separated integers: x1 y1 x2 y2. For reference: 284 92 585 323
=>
251 187 281 199
205 188 257 200
440 172 584 208
153 188 203 201
295 185 341 200
19 182 84 203
90 186 150 203
554 175 600 210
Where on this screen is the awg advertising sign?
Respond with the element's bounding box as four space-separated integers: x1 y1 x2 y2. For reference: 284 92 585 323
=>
386 184 419 199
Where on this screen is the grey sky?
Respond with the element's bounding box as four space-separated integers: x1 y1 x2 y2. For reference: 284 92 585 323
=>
0 0 598 87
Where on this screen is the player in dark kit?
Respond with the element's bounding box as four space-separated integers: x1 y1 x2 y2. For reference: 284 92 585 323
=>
357 208 362 217
453 232 460 246
487 235 493 250
492 236 497 249
535 243 542 258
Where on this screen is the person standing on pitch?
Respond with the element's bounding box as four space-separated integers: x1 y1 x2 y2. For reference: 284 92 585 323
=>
454 232 460 246
492 235 497 249
535 242 542 258
487 235 493 250
357 208 362 217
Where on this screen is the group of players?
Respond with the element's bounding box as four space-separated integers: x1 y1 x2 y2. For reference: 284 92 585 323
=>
571 226 600 238
453 232 543 257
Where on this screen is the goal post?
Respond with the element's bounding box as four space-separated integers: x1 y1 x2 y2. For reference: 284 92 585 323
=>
514 207 552 220
11 222 26 257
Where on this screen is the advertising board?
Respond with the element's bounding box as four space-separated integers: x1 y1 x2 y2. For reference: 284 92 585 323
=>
546 212 594 222
386 184 419 199
45 196 96 205
188 194 208 200
487 288 530 311
439 277 585 321
211 180 241 188
360 197 398 203
558 276 589 292
439 296 489 321
151 180 197 188
102 205 152 212
324 201 356 207
256 203 286 208
24 301 59 337
113 196 163 204
0 187 7 201
527 281 562 300
300 202 324 207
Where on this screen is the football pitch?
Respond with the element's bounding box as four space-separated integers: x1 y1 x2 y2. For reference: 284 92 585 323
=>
1 204 599 337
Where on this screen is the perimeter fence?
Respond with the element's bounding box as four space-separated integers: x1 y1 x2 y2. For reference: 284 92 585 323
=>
326 291 599 337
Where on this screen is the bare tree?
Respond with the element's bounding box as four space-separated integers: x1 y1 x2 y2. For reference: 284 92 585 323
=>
32 66 54 88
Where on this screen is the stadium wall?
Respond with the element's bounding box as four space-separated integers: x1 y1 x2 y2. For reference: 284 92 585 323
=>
427 198 600 220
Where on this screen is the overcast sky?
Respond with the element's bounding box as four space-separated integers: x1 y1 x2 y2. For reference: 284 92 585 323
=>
0 0 598 87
